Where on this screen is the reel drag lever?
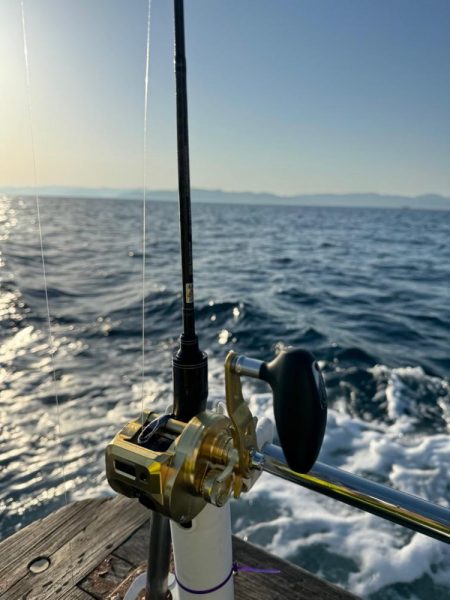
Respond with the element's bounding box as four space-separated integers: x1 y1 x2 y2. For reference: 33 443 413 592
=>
231 347 328 473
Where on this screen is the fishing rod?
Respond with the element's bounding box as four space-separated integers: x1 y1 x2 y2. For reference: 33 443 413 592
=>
146 1 208 598
172 0 208 424
106 2 327 598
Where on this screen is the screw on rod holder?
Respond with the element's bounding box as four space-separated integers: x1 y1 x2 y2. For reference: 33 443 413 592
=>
260 348 328 473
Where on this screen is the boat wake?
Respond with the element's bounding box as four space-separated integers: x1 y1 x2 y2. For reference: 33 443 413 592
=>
233 363 450 598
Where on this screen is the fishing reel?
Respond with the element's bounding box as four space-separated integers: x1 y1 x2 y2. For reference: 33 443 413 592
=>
105 347 327 524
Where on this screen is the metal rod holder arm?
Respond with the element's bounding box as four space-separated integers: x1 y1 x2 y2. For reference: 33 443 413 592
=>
262 444 450 545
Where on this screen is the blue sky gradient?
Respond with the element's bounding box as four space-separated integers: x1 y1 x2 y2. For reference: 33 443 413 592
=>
1 0 449 196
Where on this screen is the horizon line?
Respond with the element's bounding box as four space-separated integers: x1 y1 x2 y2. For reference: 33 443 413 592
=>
1 185 449 200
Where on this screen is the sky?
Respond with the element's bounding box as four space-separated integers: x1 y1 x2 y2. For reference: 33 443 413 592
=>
0 0 449 197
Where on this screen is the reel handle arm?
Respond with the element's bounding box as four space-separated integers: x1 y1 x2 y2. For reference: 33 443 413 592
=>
231 348 327 473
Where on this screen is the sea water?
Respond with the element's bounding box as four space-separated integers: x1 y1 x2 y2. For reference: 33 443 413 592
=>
0 196 449 599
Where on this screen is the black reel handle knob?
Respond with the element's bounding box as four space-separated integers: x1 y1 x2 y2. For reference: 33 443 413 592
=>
260 348 327 473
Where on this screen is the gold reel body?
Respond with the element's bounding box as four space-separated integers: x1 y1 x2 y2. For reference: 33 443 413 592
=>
106 352 262 523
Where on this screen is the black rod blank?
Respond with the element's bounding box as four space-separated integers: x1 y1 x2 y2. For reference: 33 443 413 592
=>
147 4 208 598
172 0 208 423
174 0 196 340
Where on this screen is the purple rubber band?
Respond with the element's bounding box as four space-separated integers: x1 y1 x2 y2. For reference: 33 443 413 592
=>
174 562 281 595
175 565 234 595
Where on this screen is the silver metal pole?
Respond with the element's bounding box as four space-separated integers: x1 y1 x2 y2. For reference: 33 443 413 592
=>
262 444 450 545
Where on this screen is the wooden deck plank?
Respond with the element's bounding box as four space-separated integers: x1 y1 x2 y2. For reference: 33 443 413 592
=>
233 536 360 600
0 496 360 600
62 587 96 600
0 495 148 600
79 555 135 600
103 563 147 600
113 521 150 566
0 499 98 587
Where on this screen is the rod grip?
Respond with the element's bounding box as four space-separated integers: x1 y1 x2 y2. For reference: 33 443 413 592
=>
173 336 208 422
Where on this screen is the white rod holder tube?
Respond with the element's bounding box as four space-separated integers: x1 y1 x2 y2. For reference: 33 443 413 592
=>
170 503 234 600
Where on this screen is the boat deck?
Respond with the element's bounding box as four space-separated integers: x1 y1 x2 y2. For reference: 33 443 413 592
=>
0 495 360 599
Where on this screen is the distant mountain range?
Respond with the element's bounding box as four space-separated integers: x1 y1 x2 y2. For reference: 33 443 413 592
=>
2 186 450 211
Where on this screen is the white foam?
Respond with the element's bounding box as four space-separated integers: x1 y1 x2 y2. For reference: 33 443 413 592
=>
235 364 450 596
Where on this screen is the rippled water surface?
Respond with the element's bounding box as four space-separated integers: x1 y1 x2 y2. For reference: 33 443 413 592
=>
1 196 449 599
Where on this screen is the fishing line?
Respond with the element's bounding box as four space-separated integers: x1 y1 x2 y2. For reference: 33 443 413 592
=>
20 0 74 583
141 0 152 428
